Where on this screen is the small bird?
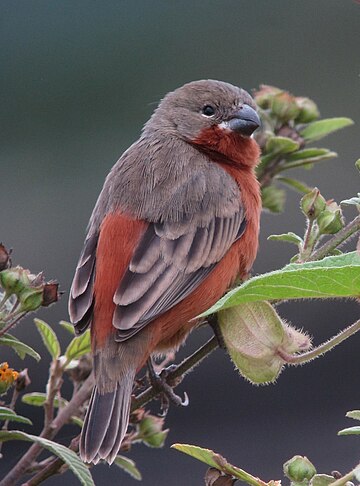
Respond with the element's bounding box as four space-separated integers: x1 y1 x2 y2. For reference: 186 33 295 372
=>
69 79 261 464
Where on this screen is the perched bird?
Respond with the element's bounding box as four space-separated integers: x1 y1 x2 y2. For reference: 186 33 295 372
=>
69 79 261 464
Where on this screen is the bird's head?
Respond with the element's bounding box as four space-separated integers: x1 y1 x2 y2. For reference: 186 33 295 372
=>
145 79 260 165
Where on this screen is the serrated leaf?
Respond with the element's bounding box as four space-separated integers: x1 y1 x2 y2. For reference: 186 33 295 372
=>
265 136 300 155
0 407 32 425
114 455 142 480
34 319 60 359
300 117 353 142
277 177 312 194
346 410 360 421
0 430 94 485
286 148 337 162
338 426 360 435
22 392 69 408
198 252 360 317
171 444 267 486
268 232 303 245
59 320 75 335
0 334 41 361
65 330 90 362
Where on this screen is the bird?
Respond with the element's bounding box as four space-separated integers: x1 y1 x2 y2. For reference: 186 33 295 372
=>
69 79 262 464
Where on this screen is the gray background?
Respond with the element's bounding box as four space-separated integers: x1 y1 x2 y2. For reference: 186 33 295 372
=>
1 1 359 484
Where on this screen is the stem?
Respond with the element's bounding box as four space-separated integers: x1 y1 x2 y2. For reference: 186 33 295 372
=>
0 293 10 312
0 312 26 337
329 465 360 486
309 214 360 261
278 319 360 365
0 373 94 486
131 336 219 412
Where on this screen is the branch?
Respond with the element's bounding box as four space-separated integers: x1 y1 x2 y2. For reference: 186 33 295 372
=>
131 336 219 412
0 373 94 486
309 214 360 261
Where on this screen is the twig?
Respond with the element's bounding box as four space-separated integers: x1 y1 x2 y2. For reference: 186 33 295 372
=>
131 336 219 412
309 214 360 261
329 464 360 486
0 312 26 337
0 373 94 486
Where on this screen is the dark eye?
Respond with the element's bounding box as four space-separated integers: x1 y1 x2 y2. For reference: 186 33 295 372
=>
202 105 215 117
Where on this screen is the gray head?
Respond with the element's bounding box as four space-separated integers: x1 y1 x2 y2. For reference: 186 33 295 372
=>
144 79 260 142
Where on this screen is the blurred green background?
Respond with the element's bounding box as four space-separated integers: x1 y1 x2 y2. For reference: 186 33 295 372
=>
1 1 359 484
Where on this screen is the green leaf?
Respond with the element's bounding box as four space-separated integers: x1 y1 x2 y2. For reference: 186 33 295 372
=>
311 474 335 486
22 392 69 409
277 177 312 194
346 410 360 421
34 318 60 359
265 136 300 155
59 320 76 335
198 252 360 316
171 444 264 486
341 194 360 209
300 117 353 142
338 426 360 436
286 148 337 163
0 430 94 485
0 334 41 361
114 455 142 480
0 407 32 425
65 330 91 362
268 232 303 245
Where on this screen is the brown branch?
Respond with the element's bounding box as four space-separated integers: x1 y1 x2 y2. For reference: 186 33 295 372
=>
0 373 94 486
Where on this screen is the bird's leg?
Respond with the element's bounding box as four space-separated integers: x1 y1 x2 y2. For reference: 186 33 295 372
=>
208 315 226 349
146 357 189 410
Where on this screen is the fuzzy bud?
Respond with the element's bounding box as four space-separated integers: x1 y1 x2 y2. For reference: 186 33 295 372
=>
283 456 316 483
317 201 344 234
254 85 283 109
218 302 311 385
18 287 43 312
271 92 300 122
295 97 320 123
300 188 326 220
0 267 31 296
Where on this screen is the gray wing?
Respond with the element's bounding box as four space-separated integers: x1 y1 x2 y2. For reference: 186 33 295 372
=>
113 211 246 341
68 232 97 335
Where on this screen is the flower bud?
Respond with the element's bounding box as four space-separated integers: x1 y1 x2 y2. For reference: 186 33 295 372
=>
254 85 283 109
283 456 316 483
0 244 11 272
0 267 31 296
300 188 326 220
271 92 300 122
317 202 344 234
295 97 320 123
18 287 43 312
42 282 59 307
0 362 19 396
138 414 169 448
218 302 312 385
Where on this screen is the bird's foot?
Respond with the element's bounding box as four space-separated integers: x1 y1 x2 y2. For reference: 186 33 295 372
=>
147 359 189 413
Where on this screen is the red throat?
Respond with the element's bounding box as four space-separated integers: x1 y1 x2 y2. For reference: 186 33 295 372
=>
192 125 260 168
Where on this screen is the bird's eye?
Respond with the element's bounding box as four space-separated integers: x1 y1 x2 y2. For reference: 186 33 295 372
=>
202 105 215 117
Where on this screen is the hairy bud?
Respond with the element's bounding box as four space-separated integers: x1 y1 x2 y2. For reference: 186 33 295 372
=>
283 455 316 483
300 188 326 220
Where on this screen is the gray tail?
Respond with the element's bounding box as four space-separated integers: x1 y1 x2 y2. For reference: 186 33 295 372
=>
80 371 135 464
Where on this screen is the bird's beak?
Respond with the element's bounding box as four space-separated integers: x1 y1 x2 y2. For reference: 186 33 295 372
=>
226 104 261 136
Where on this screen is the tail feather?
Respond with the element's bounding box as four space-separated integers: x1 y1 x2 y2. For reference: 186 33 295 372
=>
80 372 135 464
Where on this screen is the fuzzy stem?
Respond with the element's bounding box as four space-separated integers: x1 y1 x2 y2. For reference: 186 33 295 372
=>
309 214 360 261
0 312 26 337
278 319 360 365
328 465 360 486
